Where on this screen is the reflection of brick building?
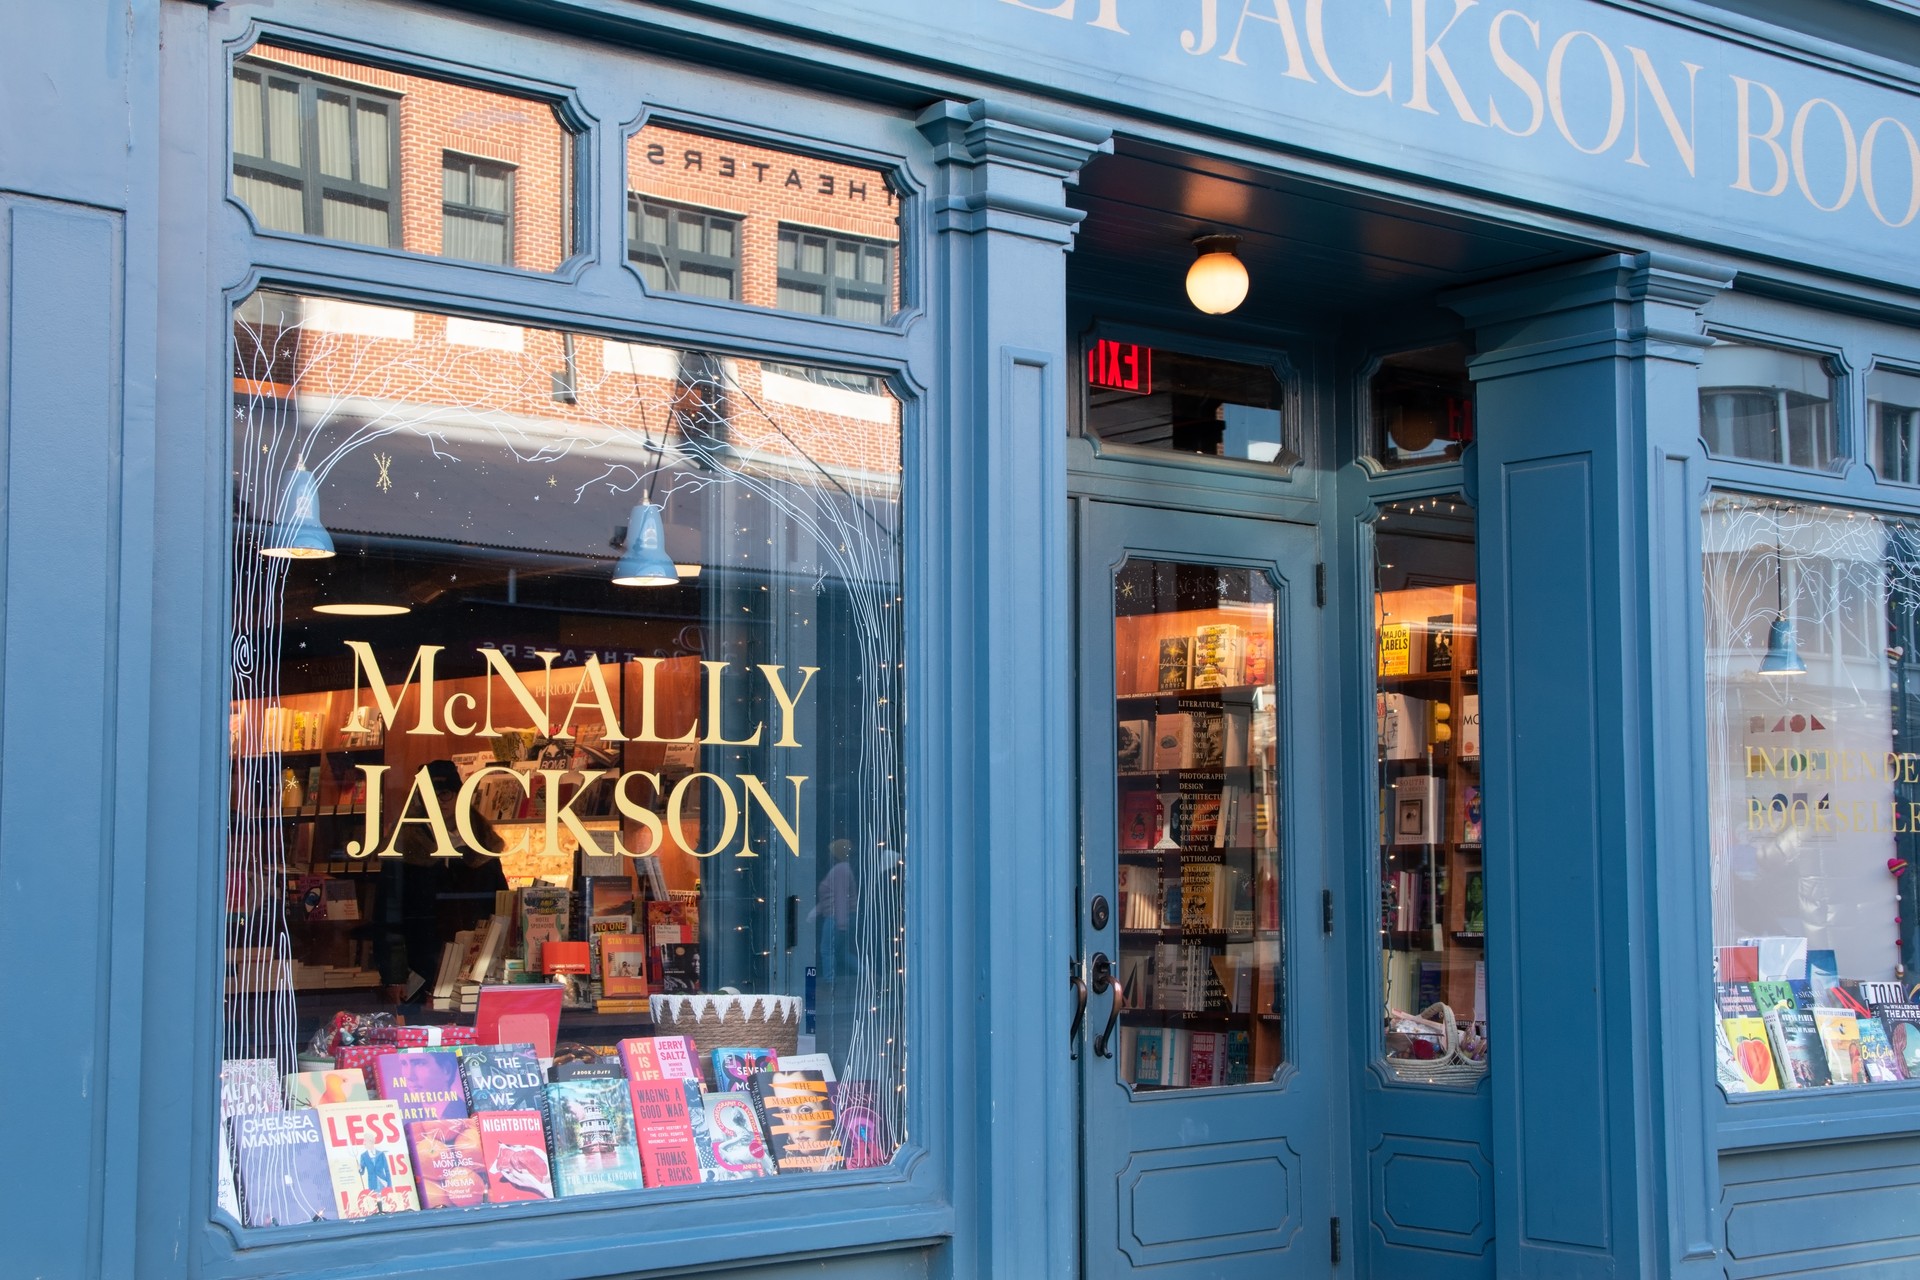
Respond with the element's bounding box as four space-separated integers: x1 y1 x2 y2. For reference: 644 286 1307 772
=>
232 48 901 482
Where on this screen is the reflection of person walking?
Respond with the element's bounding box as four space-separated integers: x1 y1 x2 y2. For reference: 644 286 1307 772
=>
813 839 853 984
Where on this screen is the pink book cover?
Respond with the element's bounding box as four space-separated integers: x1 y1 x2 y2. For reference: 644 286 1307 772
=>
618 1035 700 1083
375 1050 468 1124
628 1078 702 1187
477 1110 554 1202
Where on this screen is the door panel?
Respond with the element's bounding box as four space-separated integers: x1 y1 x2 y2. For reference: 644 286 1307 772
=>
1077 499 1336 1279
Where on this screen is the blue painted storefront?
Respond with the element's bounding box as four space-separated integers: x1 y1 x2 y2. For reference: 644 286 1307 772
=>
5 0 1920 1276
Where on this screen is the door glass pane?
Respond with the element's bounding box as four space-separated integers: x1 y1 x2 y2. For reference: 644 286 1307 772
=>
1375 497 1488 1086
1113 559 1282 1089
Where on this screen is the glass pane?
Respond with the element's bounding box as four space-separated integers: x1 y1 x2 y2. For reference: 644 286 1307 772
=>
266 79 302 166
1703 494 1920 1094
675 215 704 253
1699 340 1838 472
442 211 507 266
224 290 906 1223
1870 368 1920 486
356 104 390 188
778 283 825 315
630 125 902 314
835 291 884 326
1369 342 1474 470
320 193 390 248
234 171 305 235
316 92 354 179
232 45 573 270
1375 498 1487 1086
834 244 857 281
1083 337 1290 466
683 266 735 301
1112 560 1282 1089
233 73 265 159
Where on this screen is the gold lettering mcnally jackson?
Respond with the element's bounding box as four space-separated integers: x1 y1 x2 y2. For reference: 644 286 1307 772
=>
340 642 814 861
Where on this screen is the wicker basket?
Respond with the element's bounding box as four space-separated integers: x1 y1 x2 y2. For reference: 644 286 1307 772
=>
1384 1002 1489 1086
649 989 801 1060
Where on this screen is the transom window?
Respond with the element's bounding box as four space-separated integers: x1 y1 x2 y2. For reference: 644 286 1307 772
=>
1699 339 1839 473
627 197 740 300
441 153 514 266
232 58 398 247
1870 367 1920 487
776 227 891 323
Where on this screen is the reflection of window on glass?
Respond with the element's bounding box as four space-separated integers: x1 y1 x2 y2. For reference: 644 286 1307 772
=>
1373 498 1488 1086
1369 343 1474 470
626 197 739 300
1871 368 1920 486
1698 340 1837 472
776 227 890 322
441 153 514 265
1702 495 1920 1095
231 60 398 246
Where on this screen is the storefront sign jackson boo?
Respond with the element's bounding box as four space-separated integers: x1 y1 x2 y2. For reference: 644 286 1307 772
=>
334 642 816 863
1004 0 1920 229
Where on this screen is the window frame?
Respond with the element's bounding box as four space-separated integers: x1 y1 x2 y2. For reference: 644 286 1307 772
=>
231 55 403 249
183 13 951 1277
1692 297 1920 1154
440 150 516 266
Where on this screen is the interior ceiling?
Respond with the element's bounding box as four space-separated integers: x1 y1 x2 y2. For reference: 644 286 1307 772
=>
1067 138 1602 325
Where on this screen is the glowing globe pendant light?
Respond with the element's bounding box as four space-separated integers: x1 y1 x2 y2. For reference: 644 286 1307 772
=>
1185 234 1249 315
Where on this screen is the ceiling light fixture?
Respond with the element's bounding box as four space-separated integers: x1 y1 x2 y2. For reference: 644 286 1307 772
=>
1185 233 1249 316
612 501 679 587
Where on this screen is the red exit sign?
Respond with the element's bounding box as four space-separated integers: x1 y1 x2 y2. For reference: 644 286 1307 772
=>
1088 339 1152 395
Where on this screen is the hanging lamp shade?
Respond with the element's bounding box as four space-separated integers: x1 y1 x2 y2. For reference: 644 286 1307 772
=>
1185 234 1249 316
260 467 336 560
612 502 678 586
1759 615 1807 676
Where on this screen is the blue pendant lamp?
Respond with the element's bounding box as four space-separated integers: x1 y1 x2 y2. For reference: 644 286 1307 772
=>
1760 504 1806 676
259 466 336 560
612 501 678 586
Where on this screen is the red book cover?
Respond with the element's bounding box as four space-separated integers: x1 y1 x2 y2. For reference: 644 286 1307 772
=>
618 1035 700 1083
627 1078 701 1187
313 1100 420 1217
475 984 563 1059
408 1118 489 1209
1119 789 1160 851
477 1110 554 1202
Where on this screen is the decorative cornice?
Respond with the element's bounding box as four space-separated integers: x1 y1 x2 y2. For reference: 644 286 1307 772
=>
1446 252 1736 377
916 99 1111 242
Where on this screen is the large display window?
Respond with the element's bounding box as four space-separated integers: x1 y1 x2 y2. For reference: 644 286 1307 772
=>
1704 494 1920 1094
219 279 906 1222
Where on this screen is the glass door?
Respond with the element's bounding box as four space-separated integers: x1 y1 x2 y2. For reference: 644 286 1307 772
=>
1075 499 1337 1278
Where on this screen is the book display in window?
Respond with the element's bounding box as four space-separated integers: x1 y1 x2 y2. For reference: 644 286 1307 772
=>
1111 557 1283 1089
1375 497 1488 1081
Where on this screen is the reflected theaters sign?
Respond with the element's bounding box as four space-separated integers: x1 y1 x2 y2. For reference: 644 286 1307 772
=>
339 642 815 862
730 0 1920 285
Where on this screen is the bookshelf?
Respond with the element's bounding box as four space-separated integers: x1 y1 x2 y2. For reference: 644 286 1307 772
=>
1376 582 1484 1033
1110 564 1283 1089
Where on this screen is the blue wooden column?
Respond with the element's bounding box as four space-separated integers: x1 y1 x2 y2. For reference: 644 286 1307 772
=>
915 101 1109 1280
1447 254 1731 1280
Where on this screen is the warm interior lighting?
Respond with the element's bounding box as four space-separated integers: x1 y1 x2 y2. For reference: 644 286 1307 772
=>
312 601 411 617
1185 234 1249 316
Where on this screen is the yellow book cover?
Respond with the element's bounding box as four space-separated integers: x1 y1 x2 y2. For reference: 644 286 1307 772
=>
1378 623 1411 676
1722 1016 1780 1091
